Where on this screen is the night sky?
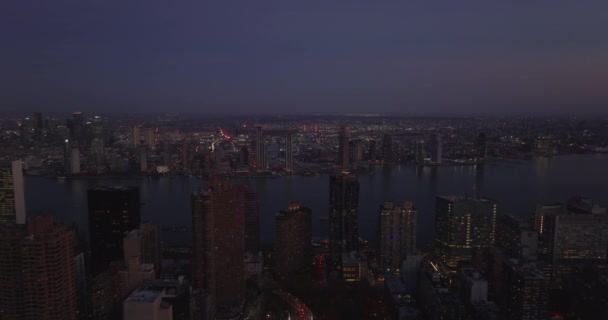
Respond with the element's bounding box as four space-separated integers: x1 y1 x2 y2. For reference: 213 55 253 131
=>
1 1 607 115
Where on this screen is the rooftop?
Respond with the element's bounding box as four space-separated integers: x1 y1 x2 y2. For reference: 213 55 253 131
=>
126 290 161 303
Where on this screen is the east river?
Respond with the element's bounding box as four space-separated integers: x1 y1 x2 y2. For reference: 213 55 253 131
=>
24 154 608 248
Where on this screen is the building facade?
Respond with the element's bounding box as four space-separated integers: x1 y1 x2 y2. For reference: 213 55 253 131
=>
275 202 312 273
328 173 359 279
378 201 417 272
0 160 26 224
88 186 141 276
434 196 497 268
191 180 244 318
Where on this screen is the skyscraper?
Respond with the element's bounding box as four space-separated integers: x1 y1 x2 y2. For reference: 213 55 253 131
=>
0 216 77 319
73 111 84 146
430 134 442 164
88 186 141 276
328 173 359 279
382 134 393 163
192 180 245 318
275 202 312 273
0 160 26 224
133 125 140 148
285 133 293 172
255 126 266 170
434 196 498 268
350 139 363 167
71 147 81 174
338 126 350 167
378 201 417 272
240 185 260 254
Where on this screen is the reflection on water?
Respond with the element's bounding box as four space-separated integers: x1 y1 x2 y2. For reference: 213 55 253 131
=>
25 154 608 248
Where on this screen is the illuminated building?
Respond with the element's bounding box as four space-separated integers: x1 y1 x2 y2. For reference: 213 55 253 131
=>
275 202 312 273
191 180 244 318
328 173 359 279
378 201 417 272
88 186 141 276
338 126 350 167
0 216 77 319
0 160 26 224
434 195 497 268
503 260 549 320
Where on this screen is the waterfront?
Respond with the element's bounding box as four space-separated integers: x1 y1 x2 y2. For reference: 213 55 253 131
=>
24 154 608 248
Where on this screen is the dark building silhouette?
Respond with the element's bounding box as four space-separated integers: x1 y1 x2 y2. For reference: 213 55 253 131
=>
378 201 417 272
88 186 141 276
275 202 312 273
382 134 393 163
0 216 77 320
338 126 350 167
368 139 376 161
434 195 497 268
285 133 293 172
239 147 249 166
328 173 359 279
430 133 442 164
238 184 260 254
0 160 26 224
191 180 245 319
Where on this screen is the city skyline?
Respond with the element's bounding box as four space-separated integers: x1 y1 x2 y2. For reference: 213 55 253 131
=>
2 1 608 115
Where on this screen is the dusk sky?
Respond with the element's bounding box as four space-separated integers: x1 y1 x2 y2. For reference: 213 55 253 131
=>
1 1 607 115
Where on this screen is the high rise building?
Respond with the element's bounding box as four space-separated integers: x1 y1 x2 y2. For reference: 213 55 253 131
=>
32 112 43 139
239 185 260 254
192 180 244 318
430 134 442 164
382 134 393 163
378 201 417 272
88 186 141 276
146 128 155 148
0 216 77 319
434 196 498 268
119 230 156 298
338 126 350 167
133 125 140 148
275 202 312 273
350 139 363 167
285 133 293 172
328 173 359 279
255 126 266 171
73 111 84 146
139 221 162 274
0 160 26 224
503 260 549 320
415 140 426 164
